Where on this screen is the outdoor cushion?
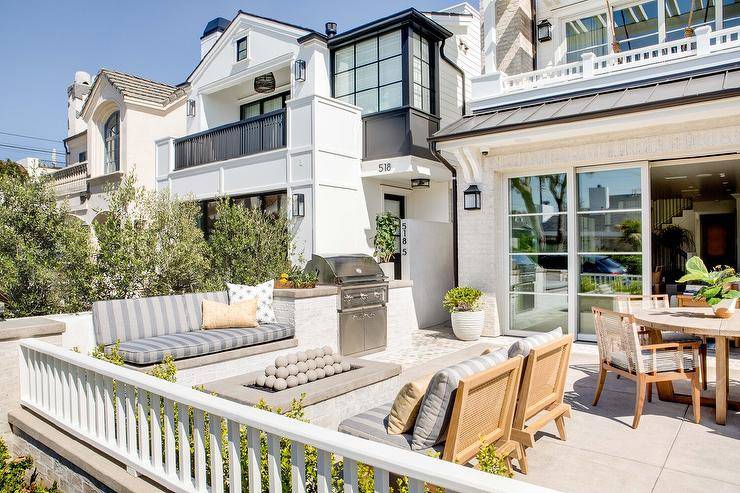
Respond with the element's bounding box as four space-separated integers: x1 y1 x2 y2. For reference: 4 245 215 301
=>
411 348 509 450
227 280 276 323
387 375 433 435
114 323 295 365
93 295 190 346
610 350 696 374
660 332 703 344
201 299 258 330
507 327 564 359
181 291 229 331
339 402 443 455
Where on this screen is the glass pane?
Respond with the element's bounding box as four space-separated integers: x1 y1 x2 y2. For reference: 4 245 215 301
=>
355 88 378 114
263 194 285 217
241 102 260 119
379 30 401 58
613 1 659 51
509 174 568 214
413 83 422 109
725 0 740 28
337 94 354 105
379 83 402 111
421 60 430 87
413 32 422 57
510 215 568 253
510 255 568 293
422 87 431 112
262 96 283 113
379 56 402 84
510 294 568 333
578 295 619 335
355 38 378 66
566 13 608 63
413 57 422 85
579 211 642 252
577 168 641 211
356 63 378 91
334 72 354 97
335 46 354 72
666 0 715 41
421 36 430 62
579 254 642 293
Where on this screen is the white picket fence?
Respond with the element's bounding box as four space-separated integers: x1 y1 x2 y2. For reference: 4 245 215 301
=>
18 339 553 493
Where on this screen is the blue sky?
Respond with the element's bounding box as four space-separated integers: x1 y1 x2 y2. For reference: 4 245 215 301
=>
0 0 455 165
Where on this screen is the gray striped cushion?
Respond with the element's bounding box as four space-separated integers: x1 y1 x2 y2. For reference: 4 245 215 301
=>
411 349 509 450
338 403 443 454
507 327 563 359
93 295 189 346
660 332 702 344
115 324 295 365
181 291 229 330
611 350 696 374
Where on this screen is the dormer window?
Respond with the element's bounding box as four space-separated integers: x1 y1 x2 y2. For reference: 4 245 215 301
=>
236 36 248 62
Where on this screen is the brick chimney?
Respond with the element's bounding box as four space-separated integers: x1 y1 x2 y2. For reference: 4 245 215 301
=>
480 0 534 76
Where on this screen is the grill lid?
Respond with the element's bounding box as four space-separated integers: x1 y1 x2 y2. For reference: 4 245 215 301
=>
305 254 385 285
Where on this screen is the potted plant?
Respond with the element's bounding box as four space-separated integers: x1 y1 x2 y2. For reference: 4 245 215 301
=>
678 257 740 319
373 212 400 280
443 286 485 340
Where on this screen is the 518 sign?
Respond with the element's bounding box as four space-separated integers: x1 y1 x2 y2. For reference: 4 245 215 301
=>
400 221 408 256
377 162 392 173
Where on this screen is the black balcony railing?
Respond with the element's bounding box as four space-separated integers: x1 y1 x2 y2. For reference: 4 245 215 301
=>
174 109 286 170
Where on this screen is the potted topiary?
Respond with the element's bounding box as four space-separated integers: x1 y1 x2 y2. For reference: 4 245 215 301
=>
443 286 484 340
678 257 740 319
373 212 400 280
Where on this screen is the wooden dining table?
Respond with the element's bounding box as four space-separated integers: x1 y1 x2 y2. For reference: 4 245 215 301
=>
632 307 740 425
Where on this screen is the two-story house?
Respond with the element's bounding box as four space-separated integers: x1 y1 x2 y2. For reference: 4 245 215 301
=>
432 0 740 339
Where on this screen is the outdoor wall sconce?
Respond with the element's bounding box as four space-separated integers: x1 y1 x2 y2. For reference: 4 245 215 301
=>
292 193 305 217
294 59 307 82
186 99 196 117
463 185 481 210
537 19 552 42
411 178 430 189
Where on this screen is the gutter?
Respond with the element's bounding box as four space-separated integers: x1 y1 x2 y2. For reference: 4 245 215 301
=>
429 140 459 287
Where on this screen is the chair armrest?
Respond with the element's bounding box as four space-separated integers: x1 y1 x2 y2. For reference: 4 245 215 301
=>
641 341 701 351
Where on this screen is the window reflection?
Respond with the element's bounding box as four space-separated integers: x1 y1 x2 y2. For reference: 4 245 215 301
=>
613 1 659 51
510 294 568 333
579 255 642 294
199 191 287 236
566 13 609 63
666 0 715 40
726 0 740 27
510 255 568 293
577 168 641 211
579 211 642 252
510 174 567 214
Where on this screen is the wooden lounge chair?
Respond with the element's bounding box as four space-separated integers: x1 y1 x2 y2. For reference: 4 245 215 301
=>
617 294 707 390
510 334 572 450
592 307 702 428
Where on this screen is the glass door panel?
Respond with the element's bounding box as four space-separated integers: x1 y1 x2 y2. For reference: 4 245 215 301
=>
576 167 644 337
508 174 569 334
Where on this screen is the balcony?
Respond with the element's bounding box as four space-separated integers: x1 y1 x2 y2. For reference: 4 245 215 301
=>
51 161 88 196
471 25 740 112
174 109 286 170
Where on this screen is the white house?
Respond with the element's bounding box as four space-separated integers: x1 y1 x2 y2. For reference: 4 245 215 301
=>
431 0 740 339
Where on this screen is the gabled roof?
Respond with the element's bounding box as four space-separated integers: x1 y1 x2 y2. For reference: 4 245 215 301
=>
431 62 740 143
327 8 453 47
80 69 187 116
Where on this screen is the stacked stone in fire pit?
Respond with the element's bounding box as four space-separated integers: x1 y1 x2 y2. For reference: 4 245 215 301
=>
255 346 352 391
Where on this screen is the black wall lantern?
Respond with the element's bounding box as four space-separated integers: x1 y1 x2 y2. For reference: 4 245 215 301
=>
537 19 552 42
294 59 306 82
411 178 430 189
292 193 305 217
254 72 276 93
463 185 481 210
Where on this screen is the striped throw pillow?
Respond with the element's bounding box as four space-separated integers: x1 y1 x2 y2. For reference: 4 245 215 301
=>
507 327 564 359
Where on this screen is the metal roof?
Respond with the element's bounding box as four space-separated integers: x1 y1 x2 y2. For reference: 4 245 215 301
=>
431 62 740 143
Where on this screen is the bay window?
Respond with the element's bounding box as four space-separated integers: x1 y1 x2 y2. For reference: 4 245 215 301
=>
412 32 433 113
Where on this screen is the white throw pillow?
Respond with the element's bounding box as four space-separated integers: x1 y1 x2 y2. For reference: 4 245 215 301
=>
226 280 276 324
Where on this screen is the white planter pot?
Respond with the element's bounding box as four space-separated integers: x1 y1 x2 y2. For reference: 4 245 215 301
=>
712 298 737 319
379 262 395 280
450 310 484 341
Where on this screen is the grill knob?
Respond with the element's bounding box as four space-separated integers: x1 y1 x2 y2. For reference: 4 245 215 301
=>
374 291 382 298
344 294 353 301
359 293 368 300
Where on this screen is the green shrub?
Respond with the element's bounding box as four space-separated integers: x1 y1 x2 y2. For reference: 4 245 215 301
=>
373 212 400 263
443 287 484 313
208 199 293 286
0 435 59 492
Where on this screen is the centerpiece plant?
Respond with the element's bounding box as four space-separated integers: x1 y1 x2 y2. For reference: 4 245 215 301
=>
443 286 485 340
678 257 740 318
373 212 400 280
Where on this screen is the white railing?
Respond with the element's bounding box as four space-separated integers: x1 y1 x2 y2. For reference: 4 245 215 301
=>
479 24 740 101
18 339 553 493
52 161 88 196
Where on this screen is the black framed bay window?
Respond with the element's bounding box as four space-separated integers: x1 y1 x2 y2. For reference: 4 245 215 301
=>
239 93 288 120
411 31 434 113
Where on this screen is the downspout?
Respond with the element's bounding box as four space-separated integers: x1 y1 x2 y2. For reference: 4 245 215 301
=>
430 140 459 287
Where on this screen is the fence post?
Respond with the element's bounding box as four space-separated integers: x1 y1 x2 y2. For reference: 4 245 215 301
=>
581 52 596 78
695 25 711 56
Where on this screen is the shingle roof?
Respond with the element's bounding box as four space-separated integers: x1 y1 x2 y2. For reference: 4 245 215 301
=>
431 62 740 142
99 69 185 106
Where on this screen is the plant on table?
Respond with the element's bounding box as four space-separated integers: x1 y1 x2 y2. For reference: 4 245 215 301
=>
678 257 740 318
444 287 485 341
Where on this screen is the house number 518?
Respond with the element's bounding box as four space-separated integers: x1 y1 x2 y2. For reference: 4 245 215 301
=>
378 163 391 173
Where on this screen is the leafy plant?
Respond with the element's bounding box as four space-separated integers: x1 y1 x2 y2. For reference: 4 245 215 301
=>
0 436 59 492
677 257 740 306
286 266 318 289
475 440 513 478
373 213 400 263
443 287 484 313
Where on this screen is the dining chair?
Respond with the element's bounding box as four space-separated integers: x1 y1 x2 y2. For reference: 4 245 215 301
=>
616 294 707 391
592 307 702 428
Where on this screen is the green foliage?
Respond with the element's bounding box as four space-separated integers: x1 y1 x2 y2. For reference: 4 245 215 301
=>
147 354 177 382
0 159 28 181
475 441 513 478
0 436 59 492
373 212 400 263
443 286 483 313
0 170 95 318
678 257 740 306
90 340 125 366
208 198 293 286
617 219 642 251
285 265 318 289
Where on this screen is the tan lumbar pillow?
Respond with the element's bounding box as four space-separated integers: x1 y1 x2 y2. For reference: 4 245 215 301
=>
201 299 258 329
386 375 433 435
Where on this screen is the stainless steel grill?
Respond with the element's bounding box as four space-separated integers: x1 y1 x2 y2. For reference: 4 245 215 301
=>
305 254 389 356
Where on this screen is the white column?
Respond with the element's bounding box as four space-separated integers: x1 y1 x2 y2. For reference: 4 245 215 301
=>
732 193 740 268
481 0 497 74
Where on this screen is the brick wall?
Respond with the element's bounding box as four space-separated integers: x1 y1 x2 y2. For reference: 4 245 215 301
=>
494 0 534 75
